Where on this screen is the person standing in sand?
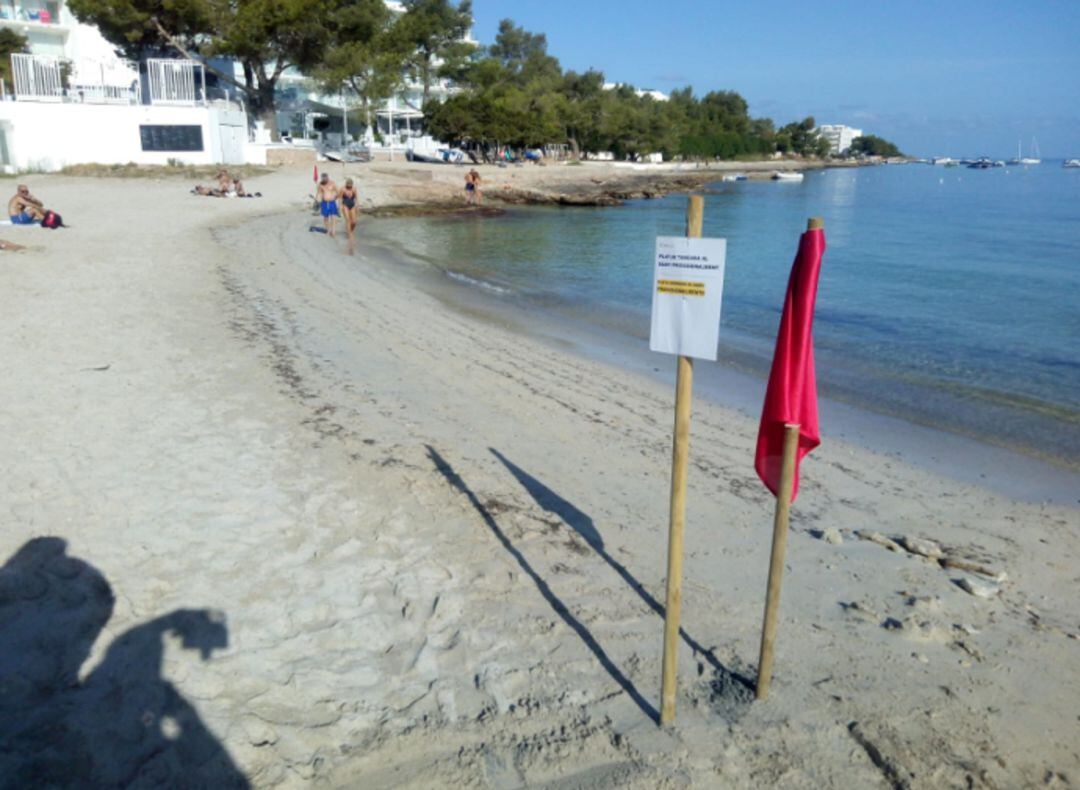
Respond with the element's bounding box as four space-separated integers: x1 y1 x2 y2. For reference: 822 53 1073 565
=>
468 169 482 206
8 184 46 224
338 178 360 255
464 170 476 205
318 173 340 237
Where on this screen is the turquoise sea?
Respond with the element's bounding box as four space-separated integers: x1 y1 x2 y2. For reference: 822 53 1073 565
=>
367 163 1080 467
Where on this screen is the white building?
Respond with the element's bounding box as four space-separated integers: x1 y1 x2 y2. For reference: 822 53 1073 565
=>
0 1 247 172
816 124 863 155
269 0 478 151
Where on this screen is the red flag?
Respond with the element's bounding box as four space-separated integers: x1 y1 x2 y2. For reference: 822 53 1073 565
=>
754 225 826 501
313 164 319 183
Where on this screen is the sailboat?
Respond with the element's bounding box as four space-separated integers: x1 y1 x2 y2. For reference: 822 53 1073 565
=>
1007 138 1041 165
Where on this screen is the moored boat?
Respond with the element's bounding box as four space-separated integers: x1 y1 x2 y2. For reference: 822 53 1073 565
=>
1064 159 1080 168
771 171 804 181
1007 138 1041 165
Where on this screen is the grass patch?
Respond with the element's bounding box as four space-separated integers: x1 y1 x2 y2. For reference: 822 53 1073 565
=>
56 162 274 179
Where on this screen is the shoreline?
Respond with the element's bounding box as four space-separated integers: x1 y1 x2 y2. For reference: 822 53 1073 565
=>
358 219 1079 504
2 168 1076 787
334 157 860 214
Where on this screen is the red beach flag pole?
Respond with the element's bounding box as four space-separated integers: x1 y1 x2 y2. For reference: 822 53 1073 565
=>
755 217 825 700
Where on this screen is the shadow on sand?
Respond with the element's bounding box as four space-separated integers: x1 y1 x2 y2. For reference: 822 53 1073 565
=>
427 446 661 723
0 537 248 787
489 448 754 705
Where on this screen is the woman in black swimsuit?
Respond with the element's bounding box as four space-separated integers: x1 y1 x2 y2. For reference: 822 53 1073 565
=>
339 178 360 255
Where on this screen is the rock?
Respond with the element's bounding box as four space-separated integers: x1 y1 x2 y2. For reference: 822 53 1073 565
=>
940 557 1007 583
855 530 904 552
899 535 943 559
955 577 1000 599
913 652 929 664
823 527 843 545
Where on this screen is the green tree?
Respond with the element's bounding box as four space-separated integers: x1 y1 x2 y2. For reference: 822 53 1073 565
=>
848 134 902 157
776 116 825 157
317 1 409 135
68 0 382 137
398 0 473 105
0 29 28 92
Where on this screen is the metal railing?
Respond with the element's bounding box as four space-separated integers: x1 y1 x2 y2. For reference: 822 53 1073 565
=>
147 58 205 105
69 82 140 105
9 53 141 104
12 53 62 101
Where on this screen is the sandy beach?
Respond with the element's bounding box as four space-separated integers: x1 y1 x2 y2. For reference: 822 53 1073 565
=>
1 162 1077 788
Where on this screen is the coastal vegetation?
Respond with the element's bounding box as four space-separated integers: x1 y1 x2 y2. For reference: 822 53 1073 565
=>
424 20 834 161
67 2 900 159
848 134 903 158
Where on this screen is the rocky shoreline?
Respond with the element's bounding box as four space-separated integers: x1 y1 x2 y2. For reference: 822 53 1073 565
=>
364 158 863 215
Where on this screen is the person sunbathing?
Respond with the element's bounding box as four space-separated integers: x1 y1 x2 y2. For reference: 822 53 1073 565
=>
8 184 46 224
191 185 224 197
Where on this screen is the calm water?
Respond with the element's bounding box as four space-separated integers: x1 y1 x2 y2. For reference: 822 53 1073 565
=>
368 163 1080 465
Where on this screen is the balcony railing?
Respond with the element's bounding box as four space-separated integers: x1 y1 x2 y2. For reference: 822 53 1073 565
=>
8 55 215 107
147 58 205 105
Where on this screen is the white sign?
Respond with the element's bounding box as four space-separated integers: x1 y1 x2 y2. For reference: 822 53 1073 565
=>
649 236 727 361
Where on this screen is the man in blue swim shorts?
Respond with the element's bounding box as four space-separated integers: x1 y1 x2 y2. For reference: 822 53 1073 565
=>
317 173 339 237
8 184 46 224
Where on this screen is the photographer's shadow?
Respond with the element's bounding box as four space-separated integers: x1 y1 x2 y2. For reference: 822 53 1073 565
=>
0 537 248 788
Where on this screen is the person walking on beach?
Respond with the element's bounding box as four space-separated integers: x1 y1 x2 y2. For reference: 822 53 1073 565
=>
318 173 340 237
8 184 46 224
338 178 360 255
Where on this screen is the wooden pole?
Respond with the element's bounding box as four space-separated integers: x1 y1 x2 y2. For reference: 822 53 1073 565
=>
755 423 800 700
659 195 704 725
755 217 822 700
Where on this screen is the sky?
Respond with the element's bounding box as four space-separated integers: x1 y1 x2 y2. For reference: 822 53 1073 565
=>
470 1 1080 158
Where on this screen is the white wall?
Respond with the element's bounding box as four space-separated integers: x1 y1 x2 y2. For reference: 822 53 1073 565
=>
0 102 247 172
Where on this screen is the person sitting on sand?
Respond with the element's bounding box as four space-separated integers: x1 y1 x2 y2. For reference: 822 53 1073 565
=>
318 173 339 237
338 177 360 255
9 184 47 224
232 178 247 197
216 169 232 194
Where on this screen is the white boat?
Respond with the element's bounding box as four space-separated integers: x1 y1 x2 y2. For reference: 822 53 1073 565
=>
1064 159 1080 169
771 171 804 181
721 173 747 182
1007 138 1041 165
931 156 956 166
